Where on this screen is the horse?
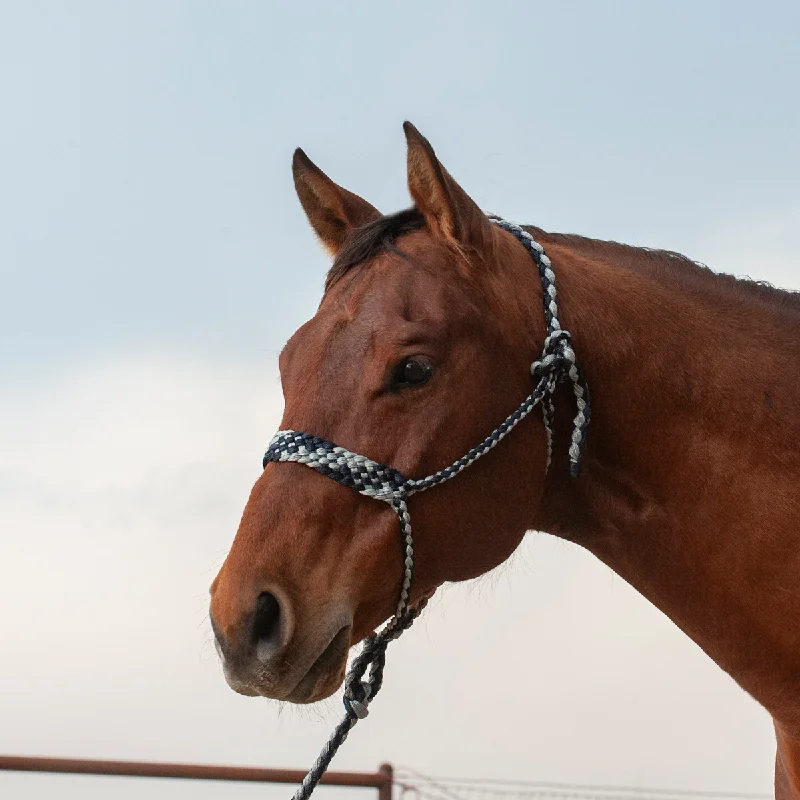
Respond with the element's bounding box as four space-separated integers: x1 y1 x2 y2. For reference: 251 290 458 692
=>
208 123 800 798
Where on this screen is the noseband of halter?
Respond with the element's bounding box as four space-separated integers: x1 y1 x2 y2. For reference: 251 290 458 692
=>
262 217 591 800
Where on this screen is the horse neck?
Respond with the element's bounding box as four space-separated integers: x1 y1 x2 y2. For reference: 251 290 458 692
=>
528 233 800 731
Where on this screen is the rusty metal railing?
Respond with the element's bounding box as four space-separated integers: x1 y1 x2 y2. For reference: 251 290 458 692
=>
0 756 393 800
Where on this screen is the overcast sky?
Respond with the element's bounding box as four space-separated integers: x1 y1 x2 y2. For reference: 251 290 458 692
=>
2 2 799 798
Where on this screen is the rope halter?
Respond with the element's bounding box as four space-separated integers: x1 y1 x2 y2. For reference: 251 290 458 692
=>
262 217 591 800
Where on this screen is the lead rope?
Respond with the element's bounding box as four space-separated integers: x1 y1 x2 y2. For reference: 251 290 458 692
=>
263 217 591 800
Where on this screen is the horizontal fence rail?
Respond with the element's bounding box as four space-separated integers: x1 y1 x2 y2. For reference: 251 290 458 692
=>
0 756 393 800
1 758 769 800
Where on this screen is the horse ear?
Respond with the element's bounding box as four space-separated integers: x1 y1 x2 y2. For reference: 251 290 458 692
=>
292 148 381 256
403 121 492 253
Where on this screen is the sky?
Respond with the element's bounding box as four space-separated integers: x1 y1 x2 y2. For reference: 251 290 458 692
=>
1 1 799 798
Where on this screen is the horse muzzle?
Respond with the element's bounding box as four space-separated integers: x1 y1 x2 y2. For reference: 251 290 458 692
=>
210 585 353 703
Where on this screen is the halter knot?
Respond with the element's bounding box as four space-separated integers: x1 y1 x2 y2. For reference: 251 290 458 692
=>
343 679 372 719
531 329 576 382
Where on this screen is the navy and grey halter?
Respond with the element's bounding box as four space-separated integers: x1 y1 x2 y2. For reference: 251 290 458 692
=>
263 217 591 800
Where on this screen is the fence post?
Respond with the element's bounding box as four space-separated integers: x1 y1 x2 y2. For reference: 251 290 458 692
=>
378 763 393 800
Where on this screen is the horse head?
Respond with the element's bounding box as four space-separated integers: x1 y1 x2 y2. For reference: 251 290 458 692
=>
209 124 552 702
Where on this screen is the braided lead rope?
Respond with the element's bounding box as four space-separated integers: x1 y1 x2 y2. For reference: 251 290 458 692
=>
289 599 425 800
261 216 591 800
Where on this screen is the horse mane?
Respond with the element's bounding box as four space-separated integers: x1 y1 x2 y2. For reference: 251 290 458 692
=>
528 227 800 316
326 209 800 317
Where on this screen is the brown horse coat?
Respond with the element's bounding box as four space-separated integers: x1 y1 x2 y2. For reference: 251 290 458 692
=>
210 124 800 797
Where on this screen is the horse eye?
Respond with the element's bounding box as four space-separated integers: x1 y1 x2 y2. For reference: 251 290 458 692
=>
391 358 433 389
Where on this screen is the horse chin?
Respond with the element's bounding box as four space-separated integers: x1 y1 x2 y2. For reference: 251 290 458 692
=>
284 624 352 703
228 624 351 704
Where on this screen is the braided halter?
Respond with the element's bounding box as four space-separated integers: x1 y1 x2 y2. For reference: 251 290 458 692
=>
263 217 591 800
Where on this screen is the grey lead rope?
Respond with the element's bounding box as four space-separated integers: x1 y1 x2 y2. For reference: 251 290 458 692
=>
262 217 591 800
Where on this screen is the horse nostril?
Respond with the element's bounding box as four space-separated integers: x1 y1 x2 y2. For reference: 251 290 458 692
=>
251 591 282 656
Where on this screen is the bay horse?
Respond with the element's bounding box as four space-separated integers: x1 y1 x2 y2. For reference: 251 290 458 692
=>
209 123 800 798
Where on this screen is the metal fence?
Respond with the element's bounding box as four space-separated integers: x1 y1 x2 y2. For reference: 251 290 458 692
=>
0 756 393 800
1 757 771 800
